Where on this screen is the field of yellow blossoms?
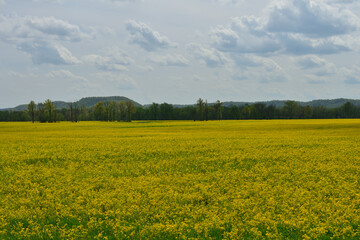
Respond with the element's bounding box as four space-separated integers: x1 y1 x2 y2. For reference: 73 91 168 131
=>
0 120 360 239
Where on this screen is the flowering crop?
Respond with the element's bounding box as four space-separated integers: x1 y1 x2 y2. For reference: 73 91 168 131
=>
0 120 360 239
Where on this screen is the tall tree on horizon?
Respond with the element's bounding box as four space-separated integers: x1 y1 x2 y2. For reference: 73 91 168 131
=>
149 102 159 120
73 103 80 122
94 101 106 121
159 102 173 120
118 101 126 121
283 100 300 119
44 99 55 123
27 100 36 123
37 103 46 123
125 101 136 122
214 100 223 120
69 102 74 122
107 101 116 122
197 98 205 121
204 100 209 121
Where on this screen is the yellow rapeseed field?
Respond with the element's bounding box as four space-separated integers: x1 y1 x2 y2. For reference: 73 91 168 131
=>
0 120 360 239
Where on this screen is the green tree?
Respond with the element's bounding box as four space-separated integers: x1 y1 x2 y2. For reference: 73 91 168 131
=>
283 101 300 119
107 101 116 121
37 103 46 123
241 105 251 119
149 103 159 120
229 105 240 120
214 100 223 120
54 109 57 123
44 99 55 122
118 102 126 121
204 100 209 121
94 101 106 121
125 101 136 122
265 105 276 119
69 102 74 122
159 103 173 120
249 103 266 119
341 102 356 118
73 103 80 122
27 100 36 123
303 105 313 119
197 98 205 121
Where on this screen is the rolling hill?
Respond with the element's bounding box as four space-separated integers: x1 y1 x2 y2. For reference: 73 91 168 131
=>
2 97 360 111
3 96 142 111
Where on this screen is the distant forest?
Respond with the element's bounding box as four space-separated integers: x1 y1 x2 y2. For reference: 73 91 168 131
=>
1 97 360 122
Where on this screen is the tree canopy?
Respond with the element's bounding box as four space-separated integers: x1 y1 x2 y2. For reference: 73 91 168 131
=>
2 99 360 122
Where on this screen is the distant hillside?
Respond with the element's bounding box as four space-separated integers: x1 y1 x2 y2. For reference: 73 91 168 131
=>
2 97 360 111
76 96 142 108
4 96 142 111
150 98 360 109
221 98 360 108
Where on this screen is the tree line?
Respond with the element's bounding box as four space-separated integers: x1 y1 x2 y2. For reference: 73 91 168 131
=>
0 98 360 122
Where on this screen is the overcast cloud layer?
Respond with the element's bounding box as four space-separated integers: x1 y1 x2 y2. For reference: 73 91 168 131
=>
1 0 360 107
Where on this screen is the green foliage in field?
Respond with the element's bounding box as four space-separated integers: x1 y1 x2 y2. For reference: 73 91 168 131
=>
0 120 360 239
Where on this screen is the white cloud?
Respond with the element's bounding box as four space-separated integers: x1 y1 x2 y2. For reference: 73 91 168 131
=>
95 72 137 90
266 0 360 38
136 65 154 71
17 41 80 65
280 33 350 55
31 0 139 3
344 78 360 84
0 14 87 65
0 14 88 43
103 0 141 3
210 0 356 56
232 54 282 72
211 16 281 54
231 55 287 83
296 55 328 69
212 0 243 5
148 54 189 67
188 43 229 68
96 0 141 4
296 55 337 76
83 55 128 71
0 0 5 5
83 47 134 71
125 20 177 51
48 70 88 82
193 74 201 82
32 0 64 3
340 66 360 85
326 0 358 4
231 67 287 84
45 70 92 97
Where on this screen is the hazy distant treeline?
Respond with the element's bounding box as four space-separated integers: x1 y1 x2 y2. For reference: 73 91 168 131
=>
1 98 360 122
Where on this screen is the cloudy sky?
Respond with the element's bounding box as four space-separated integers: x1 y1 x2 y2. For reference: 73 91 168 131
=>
1 0 360 108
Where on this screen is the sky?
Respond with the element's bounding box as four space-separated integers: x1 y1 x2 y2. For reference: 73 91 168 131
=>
1 0 360 108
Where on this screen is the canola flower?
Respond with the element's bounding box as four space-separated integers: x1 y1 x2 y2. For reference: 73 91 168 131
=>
0 120 360 239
